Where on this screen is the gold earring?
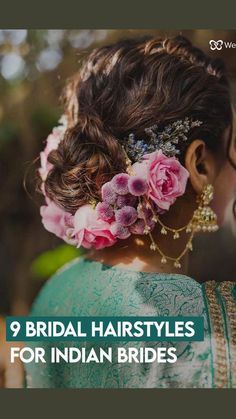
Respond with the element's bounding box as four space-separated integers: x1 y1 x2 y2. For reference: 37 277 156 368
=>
188 184 219 233
142 184 219 269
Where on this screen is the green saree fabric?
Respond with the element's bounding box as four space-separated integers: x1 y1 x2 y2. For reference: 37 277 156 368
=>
25 258 236 388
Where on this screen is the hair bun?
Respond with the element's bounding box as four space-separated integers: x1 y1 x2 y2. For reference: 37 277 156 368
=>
44 113 126 214
41 35 231 216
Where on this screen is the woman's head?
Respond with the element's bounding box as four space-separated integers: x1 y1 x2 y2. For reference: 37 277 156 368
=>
43 35 236 223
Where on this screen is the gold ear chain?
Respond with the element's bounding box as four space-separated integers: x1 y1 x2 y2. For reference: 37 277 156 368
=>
139 184 219 269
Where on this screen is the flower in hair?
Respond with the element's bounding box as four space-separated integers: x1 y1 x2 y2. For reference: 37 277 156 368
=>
40 199 76 245
110 222 131 239
116 194 137 208
115 206 138 227
124 117 202 162
128 176 148 196
96 202 114 222
38 116 196 250
111 173 130 195
133 150 189 210
73 205 117 250
101 182 117 204
39 116 68 184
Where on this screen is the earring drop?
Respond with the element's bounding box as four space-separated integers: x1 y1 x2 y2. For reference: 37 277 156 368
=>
188 184 219 233
145 183 218 269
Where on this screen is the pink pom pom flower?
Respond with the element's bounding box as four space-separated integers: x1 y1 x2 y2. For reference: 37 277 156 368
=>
110 222 131 239
101 182 117 205
111 173 130 195
96 202 114 221
128 176 147 196
39 118 190 251
116 194 137 208
115 206 138 227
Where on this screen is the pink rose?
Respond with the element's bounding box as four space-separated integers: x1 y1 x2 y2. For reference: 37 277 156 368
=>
40 200 76 245
133 150 189 210
73 205 117 250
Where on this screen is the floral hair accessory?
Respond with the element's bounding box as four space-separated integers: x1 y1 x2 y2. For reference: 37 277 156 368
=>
38 116 206 268
124 117 202 162
73 204 117 250
39 115 67 183
133 151 189 210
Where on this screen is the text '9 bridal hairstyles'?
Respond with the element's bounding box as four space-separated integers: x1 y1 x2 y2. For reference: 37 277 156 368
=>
42 35 232 214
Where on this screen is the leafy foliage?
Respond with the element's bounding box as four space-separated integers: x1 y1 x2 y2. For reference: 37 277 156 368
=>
31 244 84 280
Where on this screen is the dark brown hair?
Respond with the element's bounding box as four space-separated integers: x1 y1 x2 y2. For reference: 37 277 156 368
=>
43 35 233 214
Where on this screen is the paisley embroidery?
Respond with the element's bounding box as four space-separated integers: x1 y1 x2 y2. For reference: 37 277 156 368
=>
25 259 236 388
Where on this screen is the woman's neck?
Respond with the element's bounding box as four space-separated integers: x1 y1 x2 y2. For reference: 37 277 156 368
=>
86 191 197 275
87 234 189 275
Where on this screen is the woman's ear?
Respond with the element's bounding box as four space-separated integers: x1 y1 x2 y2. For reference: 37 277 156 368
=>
185 139 216 194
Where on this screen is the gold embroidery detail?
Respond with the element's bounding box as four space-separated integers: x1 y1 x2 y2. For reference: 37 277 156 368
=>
219 281 236 388
204 281 229 388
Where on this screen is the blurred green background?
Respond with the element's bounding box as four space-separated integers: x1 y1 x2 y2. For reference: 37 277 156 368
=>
0 29 236 315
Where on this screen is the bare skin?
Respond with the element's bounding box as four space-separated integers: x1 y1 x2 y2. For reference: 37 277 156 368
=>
1 116 236 388
87 191 195 275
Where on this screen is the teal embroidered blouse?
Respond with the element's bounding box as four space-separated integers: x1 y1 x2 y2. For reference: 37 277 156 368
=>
25 258 236 388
